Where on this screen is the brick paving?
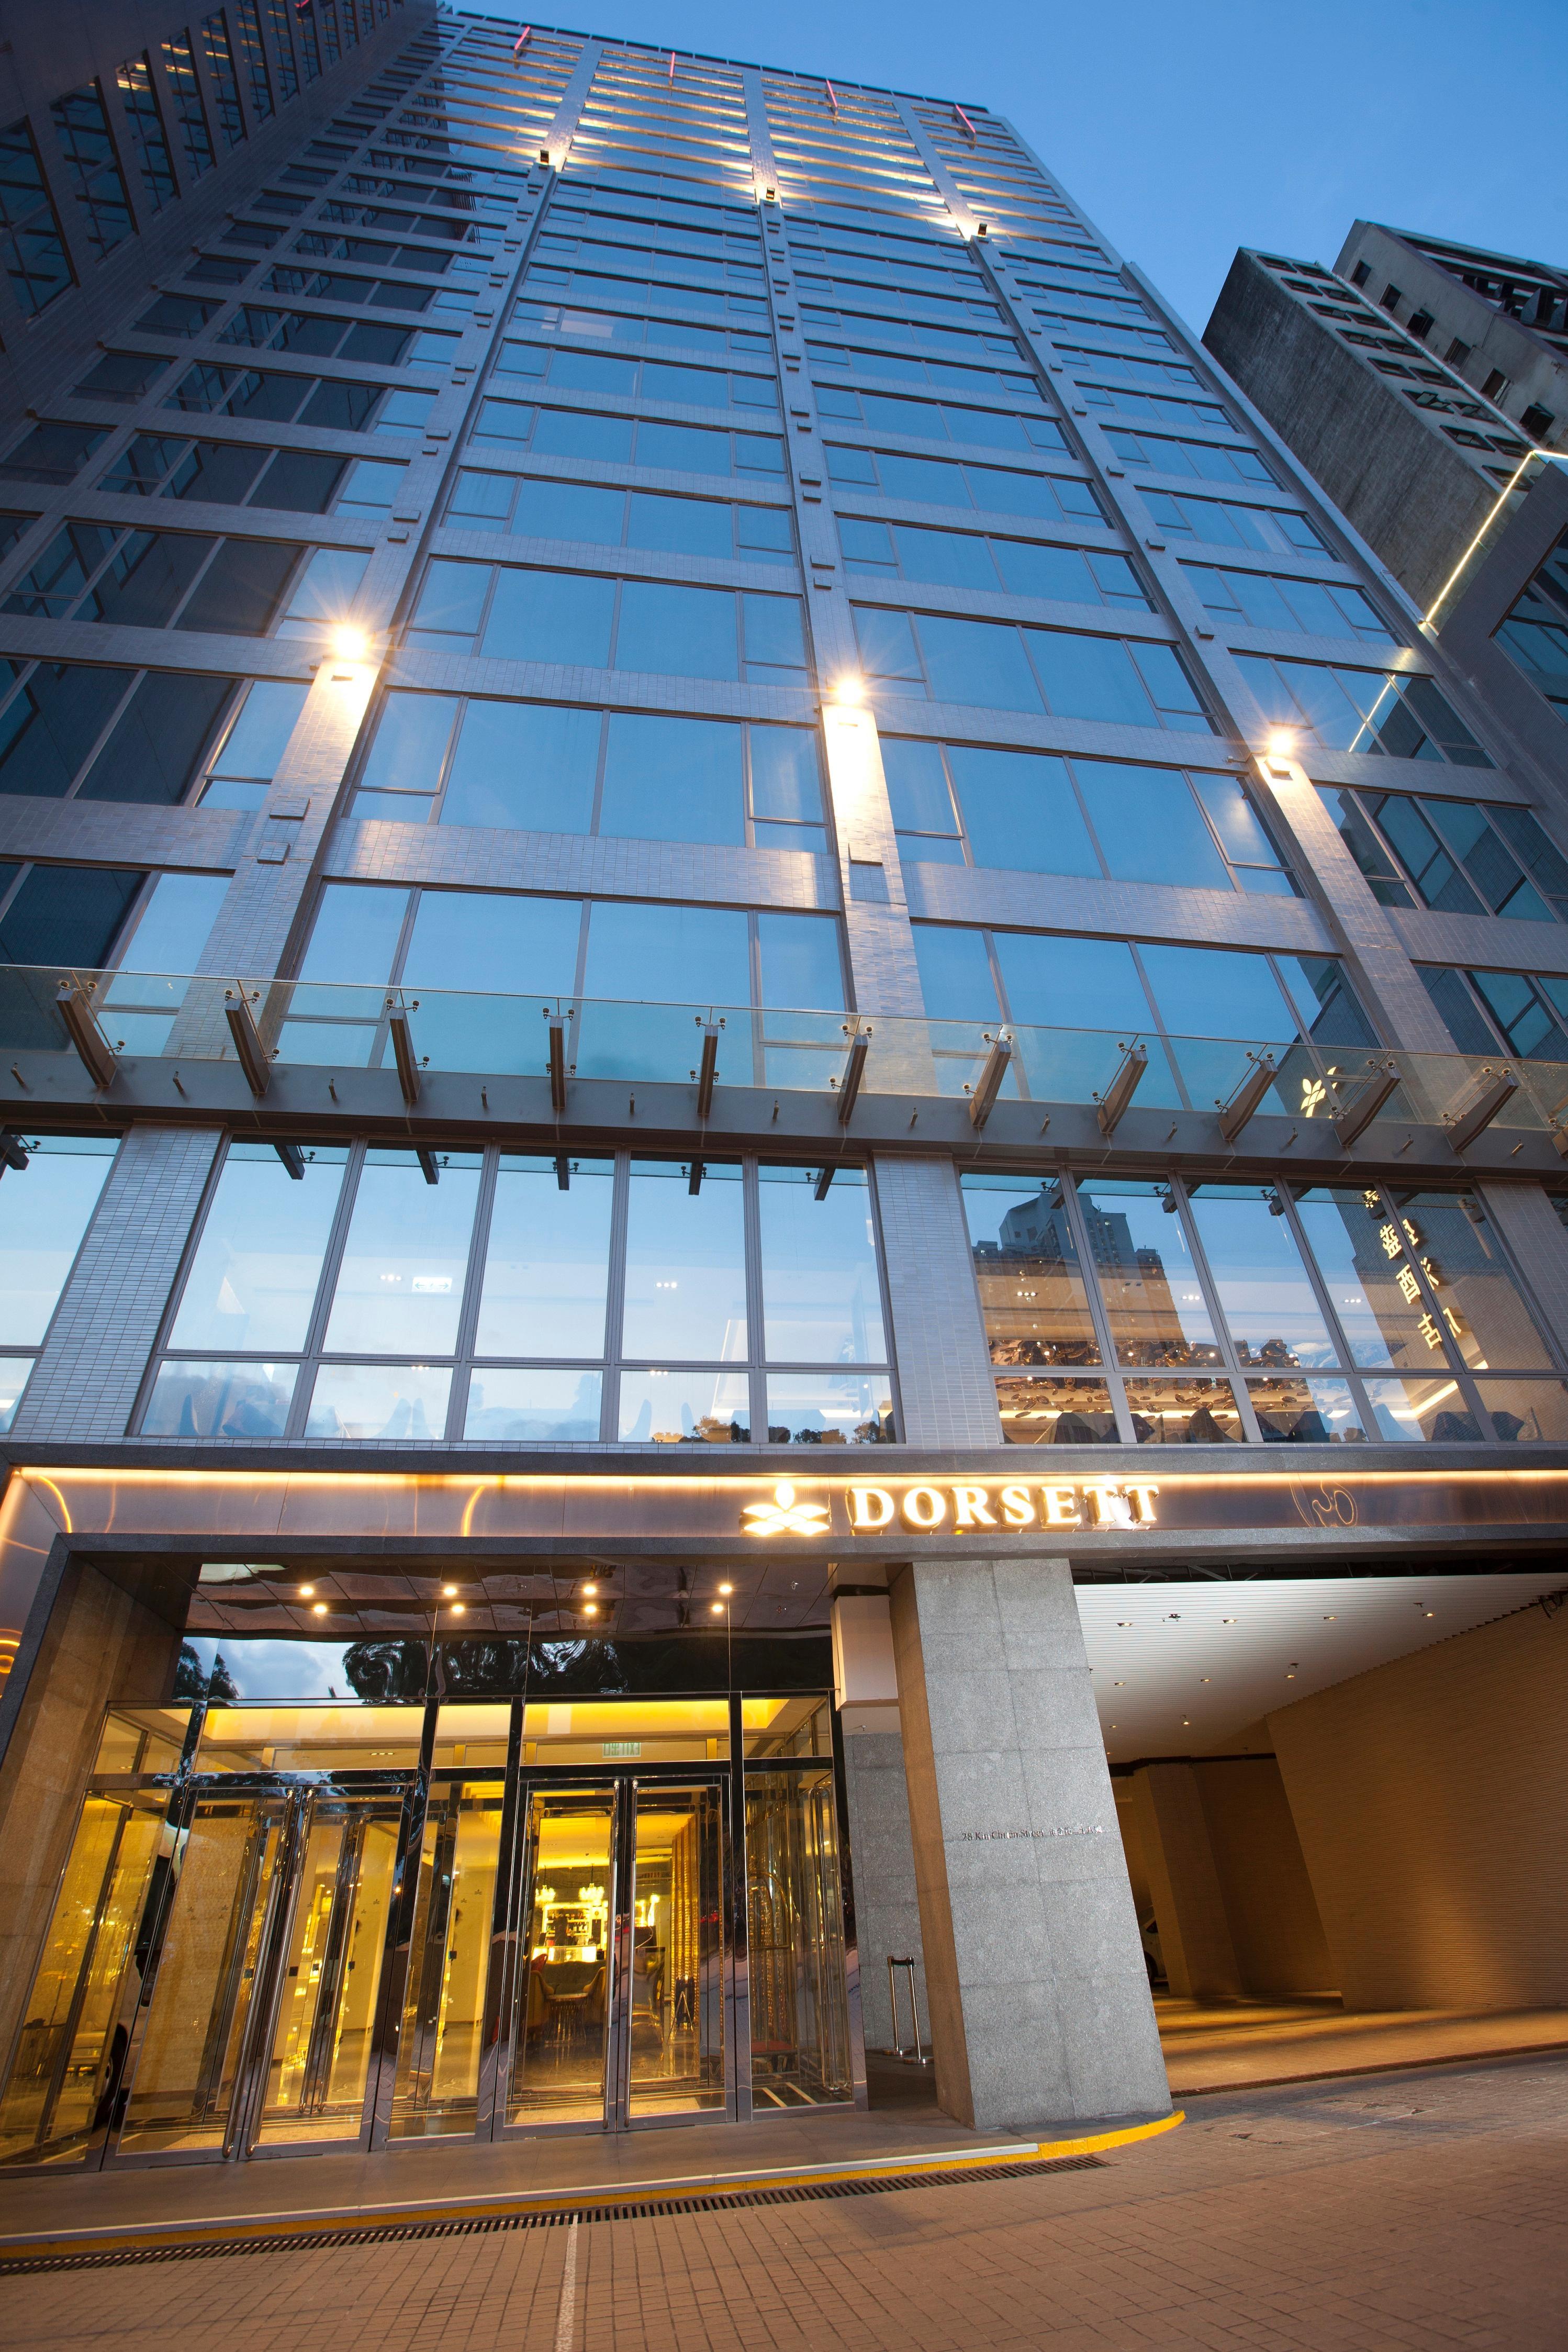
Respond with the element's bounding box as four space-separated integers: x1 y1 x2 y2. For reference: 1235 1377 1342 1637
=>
8 2054 1568 2351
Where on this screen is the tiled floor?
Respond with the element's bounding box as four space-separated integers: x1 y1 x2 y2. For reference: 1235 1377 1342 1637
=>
1158 1994 1568 2091
7 2053 1568 2350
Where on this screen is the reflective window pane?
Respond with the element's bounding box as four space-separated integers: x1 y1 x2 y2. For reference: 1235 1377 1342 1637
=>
473 1155 613 1359
995 1374 1118 1444
1475 1378 1568 1443
1292 1187 1454 1372
321 1152 482 1355
0 1138 116 1347
170 1143 346 1353
961 1174 1102 1366
621 1162 746 1361
306 1362 453 1441
618 1368 749 1443
758 1166 884 1364
1183 1184 1338 1369
1384 1190 1553 1372
143 1359 296 1437
464 1368 603 1441
1124 1374 1244 1442
1078 1181 1220 1367
1246 1373 1364 1443
765 1372 893 1445
1360 1376 1484 1444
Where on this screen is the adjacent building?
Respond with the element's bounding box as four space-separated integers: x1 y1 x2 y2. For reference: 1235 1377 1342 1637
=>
1 4 1567 2189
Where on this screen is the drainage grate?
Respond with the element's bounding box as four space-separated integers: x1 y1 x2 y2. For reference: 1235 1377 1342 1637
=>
0 2153 1106 2275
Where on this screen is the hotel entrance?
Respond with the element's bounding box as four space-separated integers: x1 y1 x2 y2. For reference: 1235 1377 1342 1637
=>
0 1678 857 2173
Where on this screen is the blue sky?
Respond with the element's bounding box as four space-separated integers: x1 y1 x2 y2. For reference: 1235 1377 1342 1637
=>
491 0 1568 333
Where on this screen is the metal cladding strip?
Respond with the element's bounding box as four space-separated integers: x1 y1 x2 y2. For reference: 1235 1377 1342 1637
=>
0 2115 1182 2263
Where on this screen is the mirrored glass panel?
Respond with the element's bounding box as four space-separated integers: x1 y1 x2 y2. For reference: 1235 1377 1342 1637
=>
320 1151 483 1355
626 1785 725 2117
1183 1184 1338 1370
620 1160 746 1361
507 1789 616 2127
1124 1374 1244 1442
746 1769 852 2109
995 1373 1119 1444
961 1174 1101 1367
170 1143 347 1354
473 1154 613 1358
1078 1181 1220 1367
388 1781 506 2140
758 1165 883 1363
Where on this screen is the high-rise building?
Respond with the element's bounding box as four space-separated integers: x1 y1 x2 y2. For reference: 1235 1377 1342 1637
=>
2 7 1568 2198
1204 243 1568 773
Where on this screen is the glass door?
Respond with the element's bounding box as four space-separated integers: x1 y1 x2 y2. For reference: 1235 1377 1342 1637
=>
386 1779 507 2141
0 1788 170 2169
615 1782 726 2126
244 1789 402 2151
502 1785 619 2131
114 1790 290 2161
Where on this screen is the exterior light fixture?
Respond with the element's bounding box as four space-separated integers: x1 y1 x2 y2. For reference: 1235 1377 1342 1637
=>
311 1602 328 1617
299 1583 315 1597
833 672 864 706
719 1582 734 1597
583 1582 598 1597
583 1602 598 1617
442 1583 459 1597
1265 729 1295 759
710 1601 724 1615
330 626 368 663
451 1602 466 1617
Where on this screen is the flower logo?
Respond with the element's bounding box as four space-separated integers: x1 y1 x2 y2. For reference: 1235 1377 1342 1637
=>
741 1480 831 1537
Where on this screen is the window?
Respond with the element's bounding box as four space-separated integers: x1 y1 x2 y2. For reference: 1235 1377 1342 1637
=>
3 525 323 639
0 118 72 317
468 398 785 480
1493 533 1568 723
961 1172 1561 1444
161 31 217 181
1142 490 1325 557
0 861 149 969
914 923 1371 1110
259 0 300 103
50 84 134 260
217 308 451 368
1184 565 1394 644
72 351 169 403
196 678 308 809
140 1143 895 1446
1349 261 1371 288
1380 285 1402 314
0 1138 119 1432
827 442 1102 525
492 334 777 414
813 382 1063 454
512 295 773 365
405 561 810 684
350 692 829 852
261 263 455 315
839 518 1146 608
1408 310 1433 342
1416 963 1568 1063
1444 337 1471 369
292 883 844 1053
1102 428 1274 487
232 1 274 124
1317 784 1568 921
852 604 1212 731
136 292 216 336
0 662 247 807
116 55 178 214
445 472 795 566
163 362 432 434
883 739 1292 893
1237 656 1492 766
99 432 402 518
0 422 108 486
199 13 246 149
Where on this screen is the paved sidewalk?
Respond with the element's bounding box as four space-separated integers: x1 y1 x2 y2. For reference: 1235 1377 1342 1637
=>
6 2052 1567 2349
1158 1993 1568 2092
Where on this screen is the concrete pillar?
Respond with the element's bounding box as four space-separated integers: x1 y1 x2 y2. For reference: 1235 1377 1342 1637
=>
888 1554 1169 2131
1128 1765 1242 2000
840 1727 928 2053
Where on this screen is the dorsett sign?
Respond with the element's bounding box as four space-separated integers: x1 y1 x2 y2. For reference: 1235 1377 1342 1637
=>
742 1478 1159 1536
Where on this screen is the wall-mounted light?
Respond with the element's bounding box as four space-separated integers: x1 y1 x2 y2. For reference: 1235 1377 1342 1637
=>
330 626 369 664
299 1582 315 1597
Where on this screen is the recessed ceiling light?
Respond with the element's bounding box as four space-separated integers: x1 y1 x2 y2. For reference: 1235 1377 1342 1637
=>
1200 1677 1211 1684
1222 1617 1236 1624
1114 1680 1125 1687
1323 1614 1337 1621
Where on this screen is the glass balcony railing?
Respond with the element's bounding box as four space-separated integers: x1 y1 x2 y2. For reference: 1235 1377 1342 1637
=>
4 963 1566 1144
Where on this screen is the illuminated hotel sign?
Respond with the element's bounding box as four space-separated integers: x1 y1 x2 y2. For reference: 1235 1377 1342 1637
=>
740 1480 1161 1535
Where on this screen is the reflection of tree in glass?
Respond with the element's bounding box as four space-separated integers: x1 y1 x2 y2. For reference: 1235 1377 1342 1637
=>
341 1639 428 1701
173 1641 238 1699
